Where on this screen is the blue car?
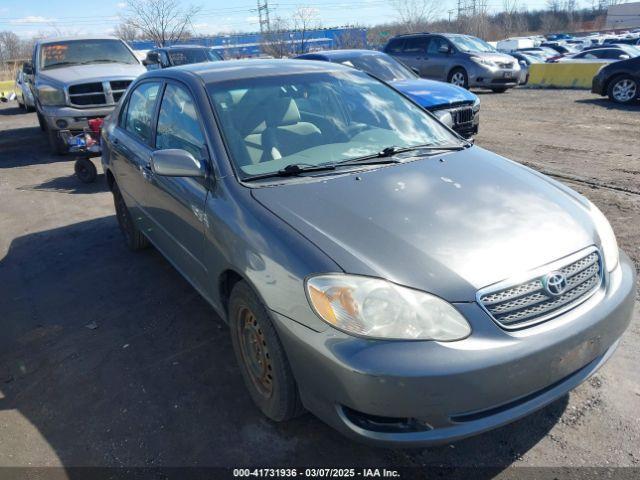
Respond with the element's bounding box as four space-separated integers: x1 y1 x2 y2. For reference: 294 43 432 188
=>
296 49 480 137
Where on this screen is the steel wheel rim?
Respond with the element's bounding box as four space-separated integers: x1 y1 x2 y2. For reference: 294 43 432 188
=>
237 306 273 398
451 72 465 86
613 79 636 102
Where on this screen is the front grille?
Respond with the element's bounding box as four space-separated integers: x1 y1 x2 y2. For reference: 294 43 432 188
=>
67 79 133 107
110 80 132 103
479 249 603 329
451 106 474 126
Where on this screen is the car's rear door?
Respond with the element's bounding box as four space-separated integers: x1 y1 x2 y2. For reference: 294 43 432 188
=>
141 80 210 292
110 80 162 233
395 37 429 76
423 36 453 80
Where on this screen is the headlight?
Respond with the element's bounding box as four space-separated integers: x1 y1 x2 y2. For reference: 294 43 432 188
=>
588 203 619 272
472 96 481 113
306 274 471 341
37 84 65 106
470 56 497 69
433 109 454 127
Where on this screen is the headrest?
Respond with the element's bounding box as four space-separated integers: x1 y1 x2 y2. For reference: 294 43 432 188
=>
265 97 301 127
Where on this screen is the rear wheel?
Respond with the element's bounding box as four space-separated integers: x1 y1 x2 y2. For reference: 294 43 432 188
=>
448 68 469 89
608 75 638 104
229 281 304 422
112 182 149 251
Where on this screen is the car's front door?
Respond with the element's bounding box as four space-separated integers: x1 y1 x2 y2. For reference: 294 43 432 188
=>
142 81 210 292
110 80 162 234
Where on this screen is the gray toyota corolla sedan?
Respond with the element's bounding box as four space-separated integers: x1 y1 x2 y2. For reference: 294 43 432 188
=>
101 60 636 447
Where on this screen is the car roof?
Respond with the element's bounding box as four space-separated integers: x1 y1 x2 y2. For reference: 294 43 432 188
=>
299 49 385 60
143 58 351 84
37 35 120 44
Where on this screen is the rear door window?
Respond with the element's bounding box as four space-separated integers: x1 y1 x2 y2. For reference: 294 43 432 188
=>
121 82 161 144
403 37 429 53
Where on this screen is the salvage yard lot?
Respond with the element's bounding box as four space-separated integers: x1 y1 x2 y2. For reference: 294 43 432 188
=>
0 89 639 470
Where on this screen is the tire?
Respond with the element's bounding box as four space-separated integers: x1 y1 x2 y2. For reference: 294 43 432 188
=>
229 281 304 422
74 158 97 183
112 182 150 251
491 87 508 93
37 111 46 131
607 75 638 104
47 128 68 155
448 68 469 89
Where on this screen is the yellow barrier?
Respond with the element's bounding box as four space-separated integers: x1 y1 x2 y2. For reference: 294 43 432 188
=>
527 63 606 89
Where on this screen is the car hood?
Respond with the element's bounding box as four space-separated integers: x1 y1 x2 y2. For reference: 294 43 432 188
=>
39 63 146 85
390 78 477 108
252 147 597 302
473 52 519 64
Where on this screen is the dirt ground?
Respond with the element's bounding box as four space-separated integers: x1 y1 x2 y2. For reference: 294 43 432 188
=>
0 89 639 474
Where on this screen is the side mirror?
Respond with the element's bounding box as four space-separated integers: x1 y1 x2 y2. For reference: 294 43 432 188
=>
151 149 203 177
22 62 33 75
144 52 160 66
438 45 450 54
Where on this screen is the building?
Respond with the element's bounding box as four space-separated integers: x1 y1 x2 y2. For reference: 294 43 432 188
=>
605 2 640 30
130 27 367 58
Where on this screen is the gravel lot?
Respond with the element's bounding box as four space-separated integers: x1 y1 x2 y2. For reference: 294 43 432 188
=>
0 89 638 472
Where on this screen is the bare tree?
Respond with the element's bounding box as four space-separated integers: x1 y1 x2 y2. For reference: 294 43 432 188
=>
0 31 21 64
261 16 292 58
122 0 201 47
290 6 320 55
113 21 139 42
390 0 441 33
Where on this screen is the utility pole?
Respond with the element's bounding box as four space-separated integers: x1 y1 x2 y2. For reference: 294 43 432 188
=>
257 0 271 33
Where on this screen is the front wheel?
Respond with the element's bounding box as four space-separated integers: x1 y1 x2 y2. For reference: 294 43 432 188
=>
229 281 304 422
608 75 638 104
448 68 469 89
47 129 67 155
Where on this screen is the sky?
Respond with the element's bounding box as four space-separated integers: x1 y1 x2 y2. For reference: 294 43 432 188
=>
0 0 594 38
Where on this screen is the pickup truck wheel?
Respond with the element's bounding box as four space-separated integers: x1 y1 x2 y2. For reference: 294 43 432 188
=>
37 111 46 131
229 281 304 422
47 129 67 155
112 182 150 251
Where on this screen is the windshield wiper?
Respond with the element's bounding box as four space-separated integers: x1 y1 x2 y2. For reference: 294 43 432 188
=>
81 59 124 64
343 143 469 164
243 163 337 181
43 61 77 69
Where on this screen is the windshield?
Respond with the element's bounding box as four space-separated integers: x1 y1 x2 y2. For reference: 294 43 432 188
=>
449 35 496 53
39 39 138 70
208 70 459 179
169 48 221 66
338 54 415 82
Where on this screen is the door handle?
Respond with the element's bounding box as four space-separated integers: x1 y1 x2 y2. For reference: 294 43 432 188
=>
141 162 153 181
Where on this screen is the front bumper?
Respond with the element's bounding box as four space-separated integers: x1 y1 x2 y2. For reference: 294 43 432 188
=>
468 64 520 89
39 104 115 132
273 251 636 447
